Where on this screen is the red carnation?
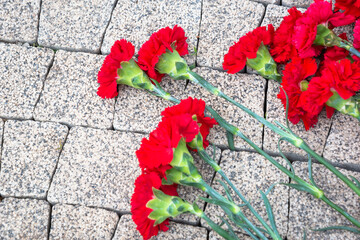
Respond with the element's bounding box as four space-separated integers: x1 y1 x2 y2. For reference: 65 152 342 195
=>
293 0 354 58
335 0 360 18
271 7 303 63
97 39 135 98
131 172 178 240
223 25 274 74
354 20 360 50
277 58 319 130
138 25 189 82
324 33 349 62
304 59 360 117
161 97 217 149
136 114 199 176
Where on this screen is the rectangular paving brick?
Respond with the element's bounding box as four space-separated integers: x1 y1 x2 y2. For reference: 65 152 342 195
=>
34 50 115 129
113 77 186 133
0 0 41 43
38 0 116 52
203 151 289 237
323 113 360 166
47 127 144 212
49 204 118 240
101 0 201 64
186 68 265 150
113 215 208 240
263 80 332 157
197 0 265 69
0 198 50 240
0 43 53 119
282 0 312 8
0 120 68 199
288 162 360 240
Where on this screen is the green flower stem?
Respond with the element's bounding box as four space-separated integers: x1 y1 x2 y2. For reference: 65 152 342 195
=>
197 149 282 240
300 143 360 197
198 179 269 240
338 40 360 59
186 70 360 197
198 211 238 240
320 195 360 228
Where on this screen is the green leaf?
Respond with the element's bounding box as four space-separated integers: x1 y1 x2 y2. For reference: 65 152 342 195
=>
303 229 307 240
311 226 360 234
277 138 295 178
199 197 236 211
350 176 360 188
217 180 234 202
307 154 318 188
280 86 294 134
282 183 323 198
260 190 281 239
219 217 241 240
226 131 235 151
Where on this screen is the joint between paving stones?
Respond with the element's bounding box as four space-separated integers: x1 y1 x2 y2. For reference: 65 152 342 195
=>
46 202 52 240
99 0 119 55
261 79 269 150
194 0 204 67
109 213 121 240
36 0 43 46
257 3 267 28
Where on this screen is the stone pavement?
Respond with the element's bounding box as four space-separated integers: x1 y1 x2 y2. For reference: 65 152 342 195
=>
0 1 359 239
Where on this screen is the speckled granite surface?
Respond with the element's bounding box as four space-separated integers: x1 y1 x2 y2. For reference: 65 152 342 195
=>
0 120 68 198
0 1 359 239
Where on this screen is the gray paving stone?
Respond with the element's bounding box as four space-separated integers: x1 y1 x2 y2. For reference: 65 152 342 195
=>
49 204 118 240
323 113 360 166
34 50 115 129
47 126 144 211
263 80 332 157
174 147 221 224
253 0 280 5
0 120 68 198
197 0 265 69
209 231 252 240
0 43 53 119
282 0 312 8
203 151 289 237
186 68 265 150
288 162 360 240
101 0 201 64
0 198 50 240
113 77 186 133
0 0 40 43
261 4 305 28
113 215 207 240
38 0 116 52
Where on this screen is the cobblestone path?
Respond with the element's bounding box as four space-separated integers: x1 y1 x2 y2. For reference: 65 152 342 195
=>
0 0 359 239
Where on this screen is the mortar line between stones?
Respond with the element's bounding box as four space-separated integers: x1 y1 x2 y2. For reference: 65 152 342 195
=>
36 0 43 46
32 52 55 117
285 175 291 240
261 79 269 150
47 203 52 240
99 0 119 54
45 127 70 200
257 3 267 28
195 0 204 66
109 213 121 240
320 117 334 157
0 119 5 175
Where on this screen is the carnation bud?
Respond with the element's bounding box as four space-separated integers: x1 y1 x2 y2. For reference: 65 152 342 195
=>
146 188 199 225
156 49 190 80
326 91 360 121
314 25 341 47
246 43 282 82
117 59 154 90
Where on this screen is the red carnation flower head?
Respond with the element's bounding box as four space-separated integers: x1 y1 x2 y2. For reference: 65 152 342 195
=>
97 39 135 98
97 39 155 99
324 33 350 62
293 0 355 58
271 7 303 63
161 97 217 150
277 57 319 130
304 59 360 120
223 25 281 81
354 19 360 50
138 25 189 83
131 172 179 240
136 114 199 176
335 0 360 18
